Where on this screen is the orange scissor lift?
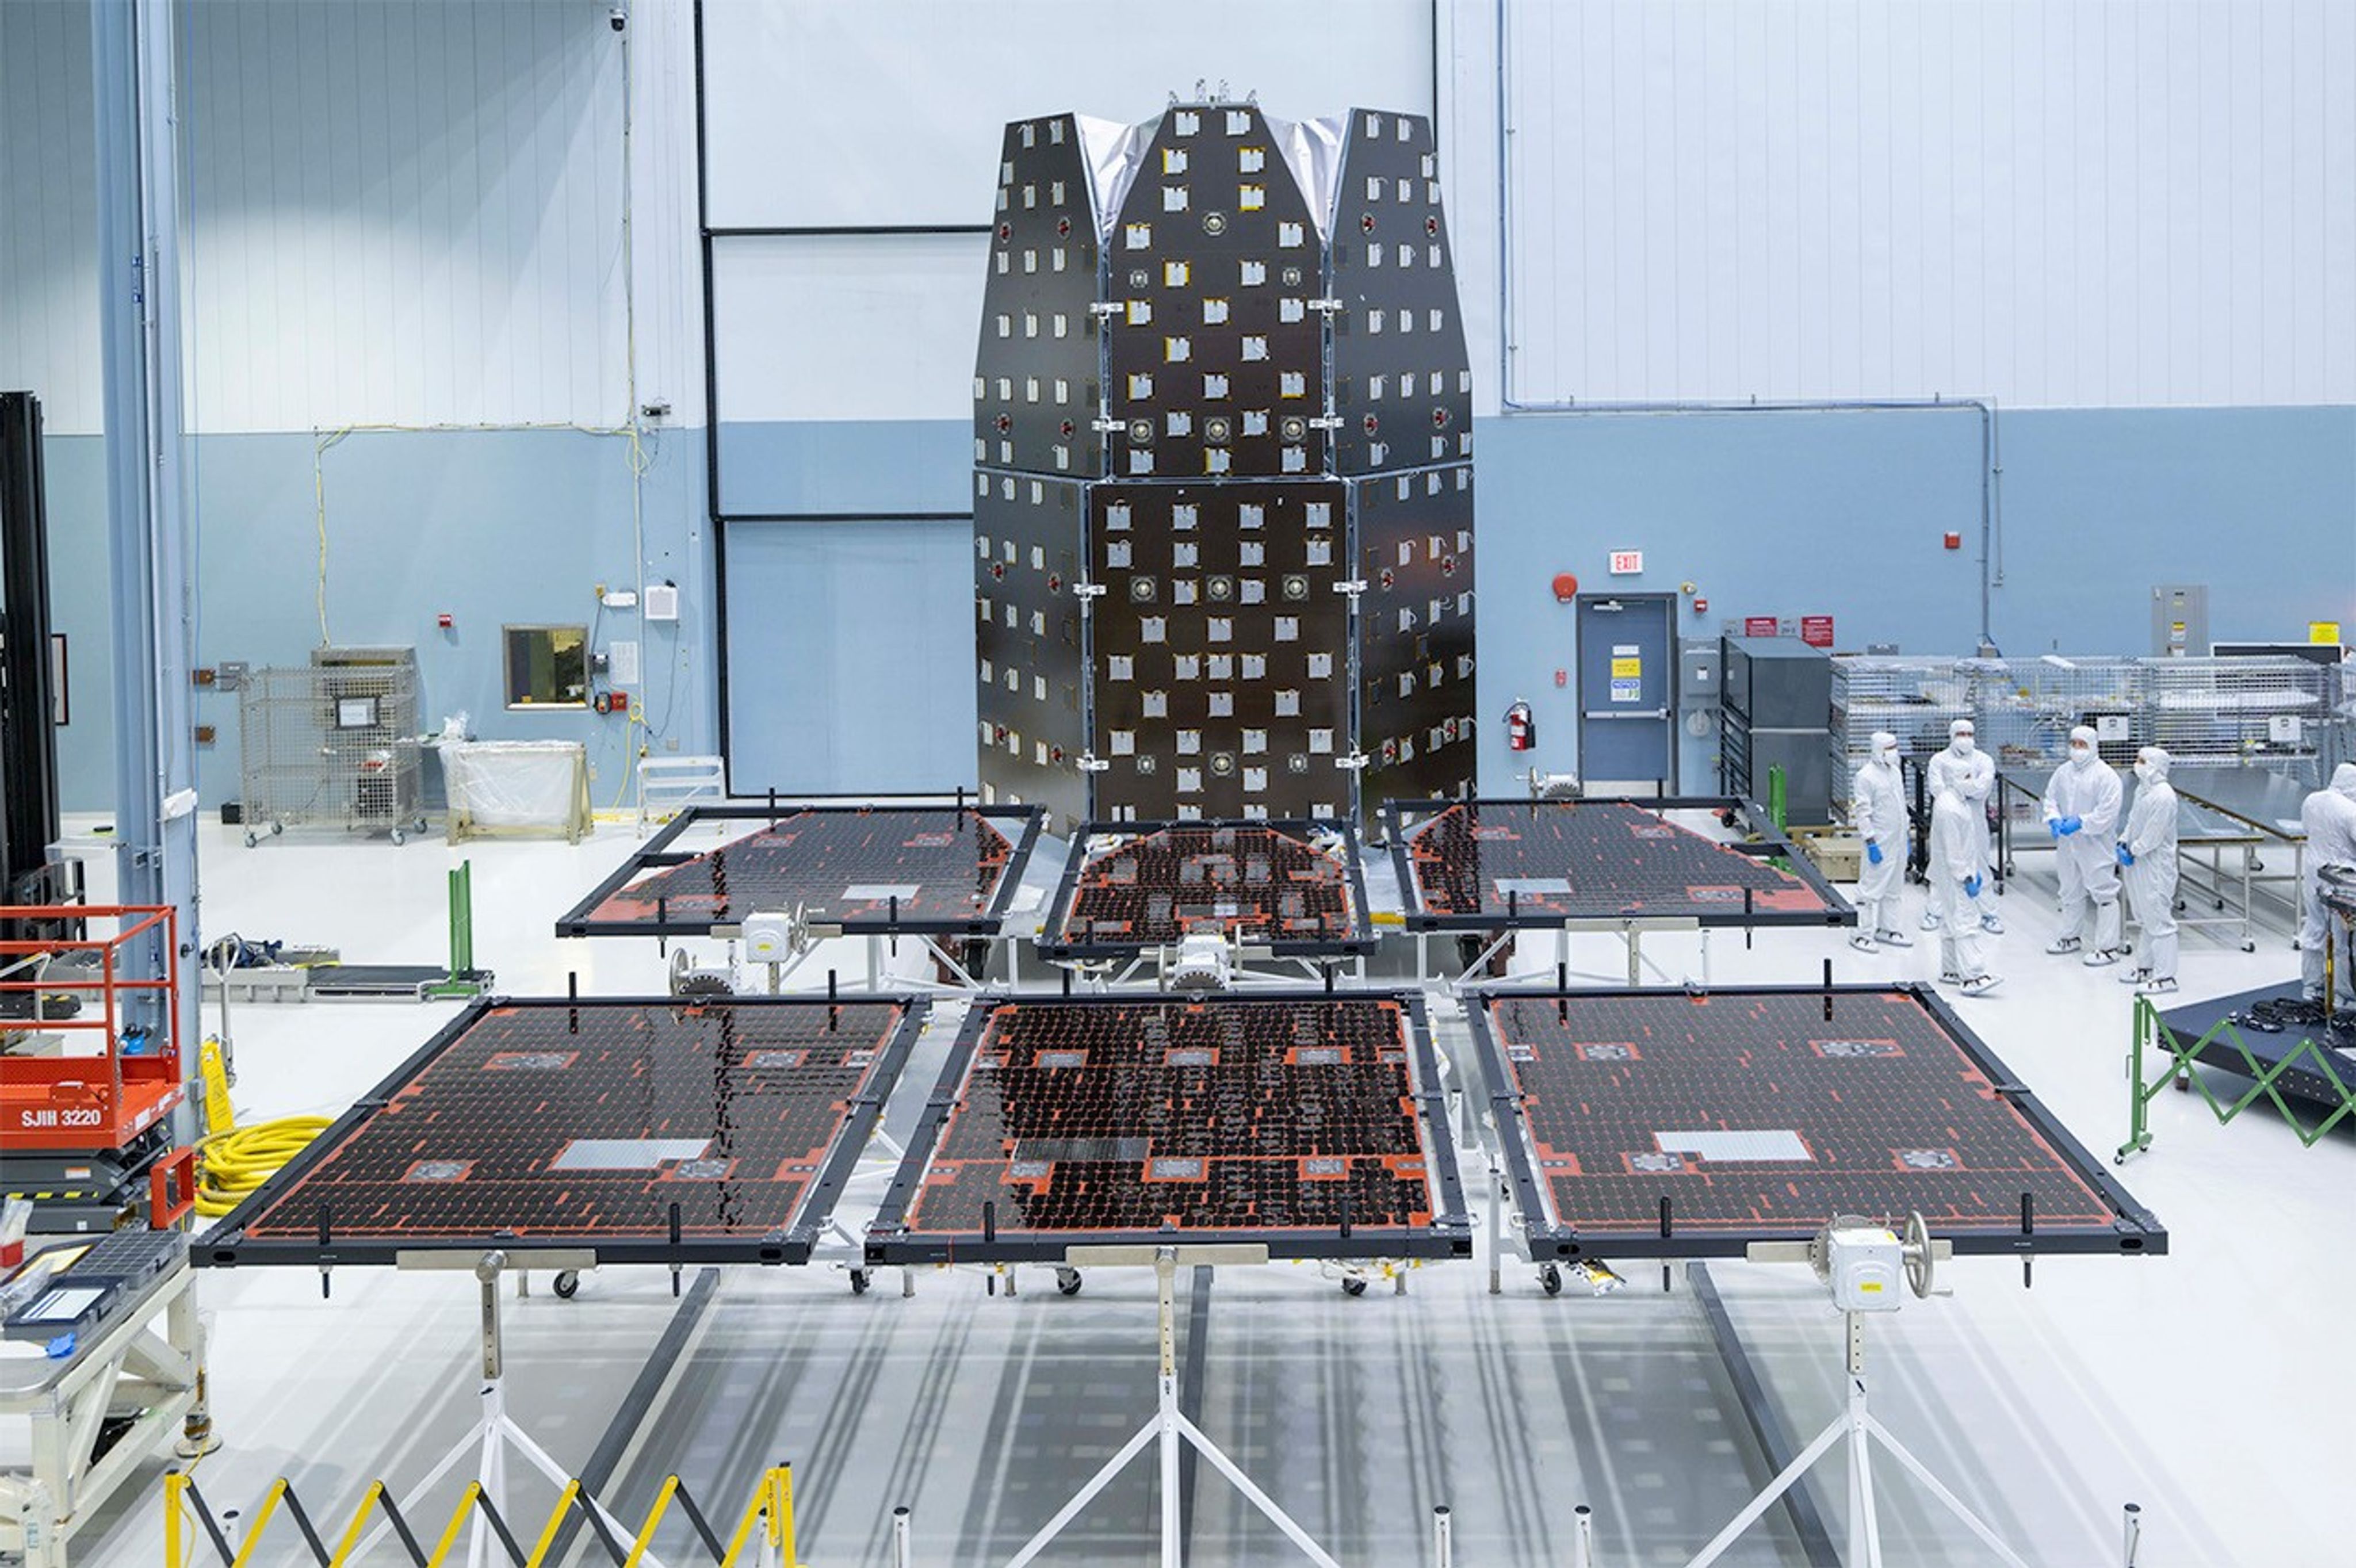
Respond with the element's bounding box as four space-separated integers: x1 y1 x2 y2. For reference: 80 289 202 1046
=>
0 905 192 1231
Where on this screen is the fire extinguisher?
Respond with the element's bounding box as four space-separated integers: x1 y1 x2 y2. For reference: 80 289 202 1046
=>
1505 699 1536 752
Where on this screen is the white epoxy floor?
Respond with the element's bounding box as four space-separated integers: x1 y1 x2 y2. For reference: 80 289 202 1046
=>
20 813 2347 1566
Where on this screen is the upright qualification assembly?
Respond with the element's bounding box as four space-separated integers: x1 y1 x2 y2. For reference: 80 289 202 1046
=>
972 100 1476 832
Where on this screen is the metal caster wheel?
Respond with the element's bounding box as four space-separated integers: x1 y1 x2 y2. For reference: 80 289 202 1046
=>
1539 1264 1564 1297
2173 1073 2190 1093
243 831 258 848
552 1270 580 1299
1341 1276 1368 1297
849 1269 872 1296
391 828 407 846
1055 1267 1083 1297
272 821 284 836
2242 941 2256 954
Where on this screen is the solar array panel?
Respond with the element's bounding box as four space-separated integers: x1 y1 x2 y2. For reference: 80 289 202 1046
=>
1386 798 1853 930
1040 819 1373 958
1471 985 2164 1258
198 996 925 1267
555 804 1041 938
868 992 1468 1264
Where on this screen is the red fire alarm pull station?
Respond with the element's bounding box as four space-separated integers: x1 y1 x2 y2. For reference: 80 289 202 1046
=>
437 613 454 630
1692 597 1708 614
1944 532 1962 550
1552 573 1579 602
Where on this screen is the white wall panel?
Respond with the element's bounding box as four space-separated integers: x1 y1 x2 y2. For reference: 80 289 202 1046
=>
181 0 628 431
0 1 102 432
1501 0 2356 409
701 0 1435 230
1 0 657 435
713 234 989 423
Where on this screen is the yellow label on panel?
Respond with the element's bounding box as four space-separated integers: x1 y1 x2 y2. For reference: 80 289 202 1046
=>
2311 621 2342 645
1611 657 1642 679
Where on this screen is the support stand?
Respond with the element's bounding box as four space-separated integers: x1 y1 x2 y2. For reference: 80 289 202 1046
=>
1003 1245 1341 1568
361 1250 664 1568
1682 1307 2030 1568
1683 1218 2028 1568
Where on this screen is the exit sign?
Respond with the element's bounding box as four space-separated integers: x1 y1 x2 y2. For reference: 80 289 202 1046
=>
1608 550 1644 575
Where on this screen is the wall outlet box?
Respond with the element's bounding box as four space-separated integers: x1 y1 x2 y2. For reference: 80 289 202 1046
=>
644 583 680 621
601 588 638 609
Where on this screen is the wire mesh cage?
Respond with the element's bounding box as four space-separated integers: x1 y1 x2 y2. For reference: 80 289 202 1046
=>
1967 656 2143 772
1828 657 1973 816
237 652 426 845
2137 656 2335 783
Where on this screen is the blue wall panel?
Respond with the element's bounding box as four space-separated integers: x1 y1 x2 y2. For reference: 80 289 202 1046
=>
44 426 713 812
721 519 977 796
44 408 2350 817
717 419 972 519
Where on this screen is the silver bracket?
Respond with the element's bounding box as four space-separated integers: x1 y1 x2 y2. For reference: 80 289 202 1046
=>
1087 301 1122 321
1336 754 1371 771
1072 581 1108 599
1076 754 1112 774
1309 297 1345 314
1334 579 1367 596
1090 416 1123 434
1309 415 1345 431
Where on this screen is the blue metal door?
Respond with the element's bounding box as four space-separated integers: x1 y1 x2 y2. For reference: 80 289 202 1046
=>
1575 595 1675 794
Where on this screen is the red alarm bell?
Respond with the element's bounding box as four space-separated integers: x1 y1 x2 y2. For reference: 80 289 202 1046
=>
1551 573 1579 602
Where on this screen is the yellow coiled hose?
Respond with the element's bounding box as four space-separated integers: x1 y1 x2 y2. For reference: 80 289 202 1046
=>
194 1116 333 1218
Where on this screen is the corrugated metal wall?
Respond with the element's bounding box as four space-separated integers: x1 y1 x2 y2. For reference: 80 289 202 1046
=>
0 0 630 434
1501 0 2356 408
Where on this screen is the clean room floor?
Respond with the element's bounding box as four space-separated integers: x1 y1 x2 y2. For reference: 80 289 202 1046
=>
24 812 2345 1567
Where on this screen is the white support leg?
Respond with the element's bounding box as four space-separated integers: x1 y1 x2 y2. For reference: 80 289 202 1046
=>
1681 1310 2031 1568
1000 1248 1339 1568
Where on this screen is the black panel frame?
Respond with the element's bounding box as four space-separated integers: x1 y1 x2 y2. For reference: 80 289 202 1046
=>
1380 794 1857 931
1037 817 1377 961
553 802 1043 939
1468 981 2167 1261
196 993 930 1270
866 988 1471 1265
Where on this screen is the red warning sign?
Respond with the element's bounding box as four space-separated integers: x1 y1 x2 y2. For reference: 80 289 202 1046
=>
1800 615 1835 648
1743 616 1780 638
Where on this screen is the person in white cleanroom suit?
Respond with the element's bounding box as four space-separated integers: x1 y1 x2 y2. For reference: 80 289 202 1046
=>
2041 725 2125 965
1921 718 2002 935
2296 763 2356 1005
1849 731 1913 951
1930 784 2001 995
2115 747 2181 996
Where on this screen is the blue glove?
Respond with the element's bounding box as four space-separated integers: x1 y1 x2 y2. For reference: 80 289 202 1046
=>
2055 815 2083 837
1963 874 1983 899
1867 842 1883 866
2116 842 2135 867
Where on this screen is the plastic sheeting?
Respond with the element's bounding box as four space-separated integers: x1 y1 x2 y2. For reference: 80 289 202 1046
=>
442 740 590 842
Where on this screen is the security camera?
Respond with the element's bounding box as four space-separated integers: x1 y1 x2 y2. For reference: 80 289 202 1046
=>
608 6 626 31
